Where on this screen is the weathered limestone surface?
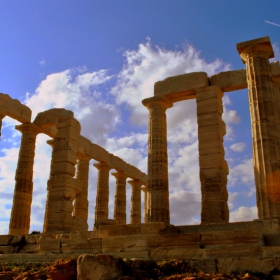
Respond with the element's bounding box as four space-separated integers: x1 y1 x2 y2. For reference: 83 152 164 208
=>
237 36 280 219
9 123 42 235
112 171 127 225
73 155 91 231
33 108 74 127
142 96 173 223
0 93 31 123
128 179 142 224
209 62 280 92
210 69 247 92
94 163 111 223
196 86 229 224
44 117 81 232
154 72 209 101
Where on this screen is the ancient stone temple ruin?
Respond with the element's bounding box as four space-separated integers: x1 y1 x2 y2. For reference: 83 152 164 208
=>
1 36 280 274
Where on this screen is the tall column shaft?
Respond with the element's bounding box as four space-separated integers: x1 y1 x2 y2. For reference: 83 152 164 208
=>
237 37 280 219
73 156 91 231
143 96 172 223
94 162 111 223
196 86 229 224
128 179 142 224
112 171 127 224
9 123 40 235
44 117 80 232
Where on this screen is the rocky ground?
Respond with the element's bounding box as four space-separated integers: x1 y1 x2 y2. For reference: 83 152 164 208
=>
0 258 276 280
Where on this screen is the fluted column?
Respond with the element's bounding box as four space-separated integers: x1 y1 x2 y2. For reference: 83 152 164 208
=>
196 85 229 224
94 162 111 223
73 155 91 231
128 179 142 224
141 185 148 223
9 123 41 235
142 96 173 223
237 37 280 219
112 171 128 224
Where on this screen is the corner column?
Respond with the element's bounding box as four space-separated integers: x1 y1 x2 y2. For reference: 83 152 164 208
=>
112 171 128 224
128 179 142 224
237 37 280 218
44 117 80 232
9 123 41 235
142 96 173 223
196 85 229 223
94 162 111 223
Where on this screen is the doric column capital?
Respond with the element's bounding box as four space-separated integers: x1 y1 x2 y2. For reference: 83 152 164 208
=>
141 185 147 192
77 153 92 161
93 162 111 171
142 95 173 110
112 171 128 180
128 179 143 188
237 36 274 63
46 139 55 147
15 123 42 135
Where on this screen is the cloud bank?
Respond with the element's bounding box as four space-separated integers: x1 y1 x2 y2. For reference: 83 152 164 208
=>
0 40 257 233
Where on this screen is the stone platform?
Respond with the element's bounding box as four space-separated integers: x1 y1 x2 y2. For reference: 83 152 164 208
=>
1 219 280 274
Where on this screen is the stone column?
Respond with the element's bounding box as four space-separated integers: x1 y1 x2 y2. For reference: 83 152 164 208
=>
196 85 229 224
94 162 111 223
141 185 148 223
43 139 54 233
44 117 80 232
128 179 142 224
9 123 41 235
237 37 280 219
112 171 128 224
142 96 173 223
73 155 91 231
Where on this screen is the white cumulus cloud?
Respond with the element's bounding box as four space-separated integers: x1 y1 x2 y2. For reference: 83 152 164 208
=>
1 39 255 232
230 206 258 222
230 142 246 152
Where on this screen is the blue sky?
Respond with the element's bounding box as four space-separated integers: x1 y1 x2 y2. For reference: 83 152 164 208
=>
1 1 280 233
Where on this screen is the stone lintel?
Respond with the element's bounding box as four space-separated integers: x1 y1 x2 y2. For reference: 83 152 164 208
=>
33 108 74 127
209 61 280 92
0 93 31 123
77 140 148 184
210 69 246 92
153 72 208 102
237 36 274 63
